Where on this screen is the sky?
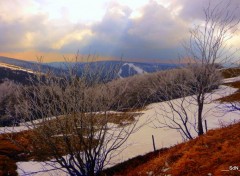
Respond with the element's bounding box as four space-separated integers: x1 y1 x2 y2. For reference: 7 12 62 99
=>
0 0 240 62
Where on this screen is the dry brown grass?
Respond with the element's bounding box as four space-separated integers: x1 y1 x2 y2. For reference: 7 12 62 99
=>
221 68 240 78
224 81 240 89
38 112 138 127
0 155 18 176
0 128 102 174
218 91 240 103
0 131 32 176
105 122 240 176
218 81 240 103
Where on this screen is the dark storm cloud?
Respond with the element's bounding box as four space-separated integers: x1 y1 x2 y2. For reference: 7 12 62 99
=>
123 1 187 56
63 1 188 60
176 0 240 21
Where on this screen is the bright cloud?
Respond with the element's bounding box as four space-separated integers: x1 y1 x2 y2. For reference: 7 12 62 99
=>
51 29 93 50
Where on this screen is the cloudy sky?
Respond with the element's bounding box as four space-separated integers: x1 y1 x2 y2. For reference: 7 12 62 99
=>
0 0 239 62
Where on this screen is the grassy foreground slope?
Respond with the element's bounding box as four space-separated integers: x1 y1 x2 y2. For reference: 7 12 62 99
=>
104 122 240 176
3 122 239 176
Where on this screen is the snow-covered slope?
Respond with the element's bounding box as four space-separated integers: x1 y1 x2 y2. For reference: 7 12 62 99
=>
0 56 60 75
0 62 33 73
223 75 240 83
0 57 66 86
0 56 34 68
13 76 240 175
0 62 36 84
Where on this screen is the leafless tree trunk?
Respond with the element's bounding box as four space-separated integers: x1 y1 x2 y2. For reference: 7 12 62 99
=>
188 65 222 136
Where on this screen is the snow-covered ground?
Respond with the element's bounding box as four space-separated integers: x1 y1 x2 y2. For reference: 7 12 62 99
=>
3 78 239 175
223 75 240 83
0 116 58 134
0 126 29 134
113 84 240 165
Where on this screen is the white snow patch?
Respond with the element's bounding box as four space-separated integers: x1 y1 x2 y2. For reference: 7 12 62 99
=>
17 161 67 176
118 63 146 78
0 62 34 73
223 76 240 83
0 126 29 134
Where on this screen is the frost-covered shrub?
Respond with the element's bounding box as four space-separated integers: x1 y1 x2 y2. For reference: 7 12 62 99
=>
105 68 196 110
0 79 19 126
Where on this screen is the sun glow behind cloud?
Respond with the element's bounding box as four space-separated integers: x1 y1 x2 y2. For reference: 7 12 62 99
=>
51 30 93 50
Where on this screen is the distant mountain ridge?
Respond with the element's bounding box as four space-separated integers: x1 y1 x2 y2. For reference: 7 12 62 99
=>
0 56 180 81
47 61 179 78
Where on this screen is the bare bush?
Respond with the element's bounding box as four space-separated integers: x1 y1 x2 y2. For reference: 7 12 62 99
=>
0 79 19 126
107 73 156 110
14 62 140 176
0 79 16 102
105 68 188 110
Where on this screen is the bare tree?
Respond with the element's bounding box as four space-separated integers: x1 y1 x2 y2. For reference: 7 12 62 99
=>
152 0 239 139
186 0 239 135
14 60 140 176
